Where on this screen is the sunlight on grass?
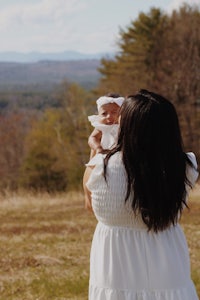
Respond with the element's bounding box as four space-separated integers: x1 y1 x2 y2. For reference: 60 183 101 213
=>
181 185 200 295
0 187 199 299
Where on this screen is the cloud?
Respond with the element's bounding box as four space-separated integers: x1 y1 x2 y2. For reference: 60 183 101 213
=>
0 0 86 28
2 0 199 54
0 0 118 53
0 0 91 52
167 0 200 11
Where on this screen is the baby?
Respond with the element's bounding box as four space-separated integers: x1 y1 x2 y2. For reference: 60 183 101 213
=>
86 93 124 166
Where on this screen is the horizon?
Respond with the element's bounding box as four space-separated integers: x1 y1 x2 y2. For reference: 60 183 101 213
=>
0 49 112 63
0 49 112 55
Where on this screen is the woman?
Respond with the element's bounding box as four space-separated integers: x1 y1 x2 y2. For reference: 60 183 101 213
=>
83 89 199 300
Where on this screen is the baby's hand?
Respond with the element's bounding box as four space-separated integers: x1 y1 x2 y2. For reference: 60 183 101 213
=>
96 147 109 154
96 146 103 153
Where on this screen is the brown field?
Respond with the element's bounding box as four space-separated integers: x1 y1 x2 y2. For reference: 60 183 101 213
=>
0 187 199 300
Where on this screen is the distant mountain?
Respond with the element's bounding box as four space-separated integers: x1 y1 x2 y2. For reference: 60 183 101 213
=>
0 60 101 91
0 50 114 63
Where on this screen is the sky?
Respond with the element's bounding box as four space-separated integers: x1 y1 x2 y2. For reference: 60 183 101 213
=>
0 0 200 54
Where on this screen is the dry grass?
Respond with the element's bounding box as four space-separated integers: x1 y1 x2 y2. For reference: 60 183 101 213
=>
0 190 96 300
180 184 200 295
0 187 199 299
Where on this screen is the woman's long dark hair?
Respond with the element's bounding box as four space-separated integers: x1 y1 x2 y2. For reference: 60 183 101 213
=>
104 89 194 232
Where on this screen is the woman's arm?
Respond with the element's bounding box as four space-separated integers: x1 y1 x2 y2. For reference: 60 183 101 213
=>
83 166 94 211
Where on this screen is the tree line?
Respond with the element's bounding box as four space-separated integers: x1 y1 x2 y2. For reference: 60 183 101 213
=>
0 82 94 191
0 4 199 192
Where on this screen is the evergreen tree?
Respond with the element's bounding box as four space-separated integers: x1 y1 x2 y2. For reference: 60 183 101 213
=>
98 8 166 95
97 5 200 160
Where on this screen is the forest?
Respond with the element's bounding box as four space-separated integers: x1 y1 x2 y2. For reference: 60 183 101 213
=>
0 4 199 192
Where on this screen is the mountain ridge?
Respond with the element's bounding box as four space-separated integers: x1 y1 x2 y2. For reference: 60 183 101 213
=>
0 50 114 63
0 59 101 91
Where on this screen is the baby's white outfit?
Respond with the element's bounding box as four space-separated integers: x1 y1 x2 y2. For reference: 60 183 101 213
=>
86 115 119 166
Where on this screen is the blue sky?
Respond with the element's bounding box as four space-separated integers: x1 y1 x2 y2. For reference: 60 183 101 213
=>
0 0 199 54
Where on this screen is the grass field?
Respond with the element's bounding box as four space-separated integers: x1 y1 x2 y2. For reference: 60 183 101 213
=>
0 187 199 300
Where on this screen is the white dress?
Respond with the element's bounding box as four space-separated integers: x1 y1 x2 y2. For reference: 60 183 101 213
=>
86 152 199 300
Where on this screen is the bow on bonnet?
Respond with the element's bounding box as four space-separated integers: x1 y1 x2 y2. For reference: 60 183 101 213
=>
96 96 124 111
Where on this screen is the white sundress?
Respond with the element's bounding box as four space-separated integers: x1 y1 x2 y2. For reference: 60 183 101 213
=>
86 115 119 166
86 152 199 300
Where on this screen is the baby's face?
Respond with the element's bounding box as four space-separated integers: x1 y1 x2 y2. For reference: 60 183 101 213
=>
98 103 120 125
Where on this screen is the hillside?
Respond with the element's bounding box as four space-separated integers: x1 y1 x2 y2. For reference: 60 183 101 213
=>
0 59 101 91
